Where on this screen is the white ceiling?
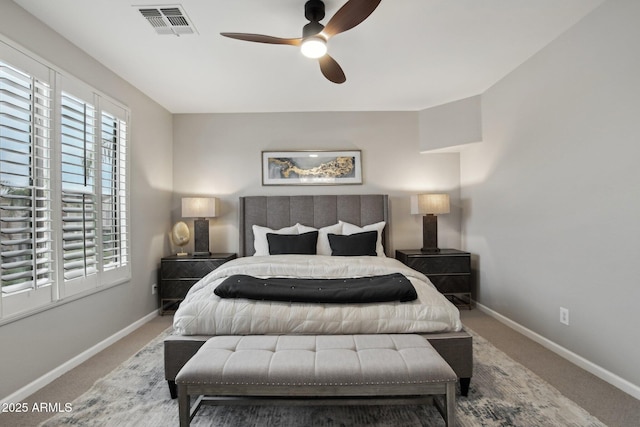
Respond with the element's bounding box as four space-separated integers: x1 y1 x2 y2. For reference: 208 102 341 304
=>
13 0 604 114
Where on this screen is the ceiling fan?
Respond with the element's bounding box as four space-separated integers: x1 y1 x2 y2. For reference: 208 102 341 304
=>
220 0 382 84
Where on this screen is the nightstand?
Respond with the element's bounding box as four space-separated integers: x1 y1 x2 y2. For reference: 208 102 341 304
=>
395 249 472 309
158 253 236 315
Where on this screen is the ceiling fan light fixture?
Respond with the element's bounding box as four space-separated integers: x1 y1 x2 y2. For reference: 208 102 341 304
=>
301 36 327 58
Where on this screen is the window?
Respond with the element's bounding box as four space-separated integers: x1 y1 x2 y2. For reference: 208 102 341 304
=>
0 40 130 322
1 58 54 317
100 108 128 274
60 92 98 287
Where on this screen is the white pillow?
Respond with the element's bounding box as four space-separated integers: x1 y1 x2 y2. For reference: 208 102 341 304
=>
339 220 386 257
296 223 316 233
297 223 342 256
252 224 298 256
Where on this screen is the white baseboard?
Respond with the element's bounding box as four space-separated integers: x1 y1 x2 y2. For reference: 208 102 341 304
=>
1 310 158 405
475 302 640 400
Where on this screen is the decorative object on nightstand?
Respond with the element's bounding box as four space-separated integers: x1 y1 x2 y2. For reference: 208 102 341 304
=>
158 253 236 314
170 221 190 256
396 249 472 309
182 197 218 256
411 193 450 252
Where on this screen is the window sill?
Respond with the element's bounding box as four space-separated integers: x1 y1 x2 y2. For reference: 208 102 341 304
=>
0 277 130 327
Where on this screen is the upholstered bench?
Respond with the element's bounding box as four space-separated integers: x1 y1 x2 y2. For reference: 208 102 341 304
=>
175 334 457 426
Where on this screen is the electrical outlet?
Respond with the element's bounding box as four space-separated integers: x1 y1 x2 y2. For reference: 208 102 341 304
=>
151 283 158 295
560 307 569 325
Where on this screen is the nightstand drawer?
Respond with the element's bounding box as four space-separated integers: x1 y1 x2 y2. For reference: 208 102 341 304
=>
428 275 470 293
161 260 225 279
404 256 469 275
160 280 199 299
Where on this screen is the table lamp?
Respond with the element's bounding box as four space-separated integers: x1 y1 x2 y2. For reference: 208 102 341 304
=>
182 197 218 256
411 193 450 252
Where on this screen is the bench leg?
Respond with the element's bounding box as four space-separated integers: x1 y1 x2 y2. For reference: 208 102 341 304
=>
168 380 177 399
460 377 470 396
178 385 190 427
446 382 456 427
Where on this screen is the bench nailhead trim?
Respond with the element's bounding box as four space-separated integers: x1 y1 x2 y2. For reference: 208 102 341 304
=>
181 379 454 386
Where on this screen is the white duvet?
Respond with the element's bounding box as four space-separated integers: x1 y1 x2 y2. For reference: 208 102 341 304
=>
173 255 462 335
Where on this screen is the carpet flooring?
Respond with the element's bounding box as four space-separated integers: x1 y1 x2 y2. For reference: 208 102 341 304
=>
38 327 606 427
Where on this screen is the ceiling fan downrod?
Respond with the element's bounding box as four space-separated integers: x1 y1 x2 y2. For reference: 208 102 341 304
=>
304 0 325 23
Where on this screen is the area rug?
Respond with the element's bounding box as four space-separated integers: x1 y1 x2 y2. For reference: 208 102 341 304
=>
40 327 605 427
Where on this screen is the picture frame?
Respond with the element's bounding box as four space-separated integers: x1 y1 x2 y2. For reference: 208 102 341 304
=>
262 150 362 186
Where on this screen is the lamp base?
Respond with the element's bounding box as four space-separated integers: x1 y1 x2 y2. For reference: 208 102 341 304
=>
193 219 210 256
421 214 439 253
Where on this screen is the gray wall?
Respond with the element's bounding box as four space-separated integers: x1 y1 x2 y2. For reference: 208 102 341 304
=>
171 111 463 255
419 95 482 152
461 0 640 387
0 2 173 399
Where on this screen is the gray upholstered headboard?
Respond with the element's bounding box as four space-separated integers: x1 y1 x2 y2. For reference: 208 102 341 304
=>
239 195 389 257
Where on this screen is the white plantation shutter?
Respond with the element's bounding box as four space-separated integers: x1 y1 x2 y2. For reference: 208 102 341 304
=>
100 106 128 272
0 38 131 322
60 91 98 286
0 59 54 303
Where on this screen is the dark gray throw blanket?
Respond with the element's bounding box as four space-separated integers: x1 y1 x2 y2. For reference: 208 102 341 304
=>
214 273 418 303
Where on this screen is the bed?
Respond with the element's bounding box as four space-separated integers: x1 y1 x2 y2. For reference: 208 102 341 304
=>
164 194 472 398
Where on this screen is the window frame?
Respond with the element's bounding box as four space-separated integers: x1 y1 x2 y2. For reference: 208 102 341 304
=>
0 36 131 325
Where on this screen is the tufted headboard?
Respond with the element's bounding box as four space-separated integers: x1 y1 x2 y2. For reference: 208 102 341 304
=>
239 195 390 257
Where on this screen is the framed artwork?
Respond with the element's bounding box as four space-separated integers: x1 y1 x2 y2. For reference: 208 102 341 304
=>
262 150 363 186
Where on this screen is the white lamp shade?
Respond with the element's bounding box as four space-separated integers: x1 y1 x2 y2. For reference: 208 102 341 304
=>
411 194 450 215
182 197 218 218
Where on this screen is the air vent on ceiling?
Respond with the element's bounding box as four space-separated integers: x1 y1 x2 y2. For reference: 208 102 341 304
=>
137 5 197 35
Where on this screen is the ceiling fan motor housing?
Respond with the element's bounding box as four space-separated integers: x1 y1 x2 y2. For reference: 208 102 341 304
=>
303 21 325 38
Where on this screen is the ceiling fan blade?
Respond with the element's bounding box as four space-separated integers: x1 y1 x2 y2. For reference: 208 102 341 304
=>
220 32 302 46
323 0 381 38
319 55 346 84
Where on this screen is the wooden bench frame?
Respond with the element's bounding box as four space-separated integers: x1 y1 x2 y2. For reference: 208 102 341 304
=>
178 382 456 427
